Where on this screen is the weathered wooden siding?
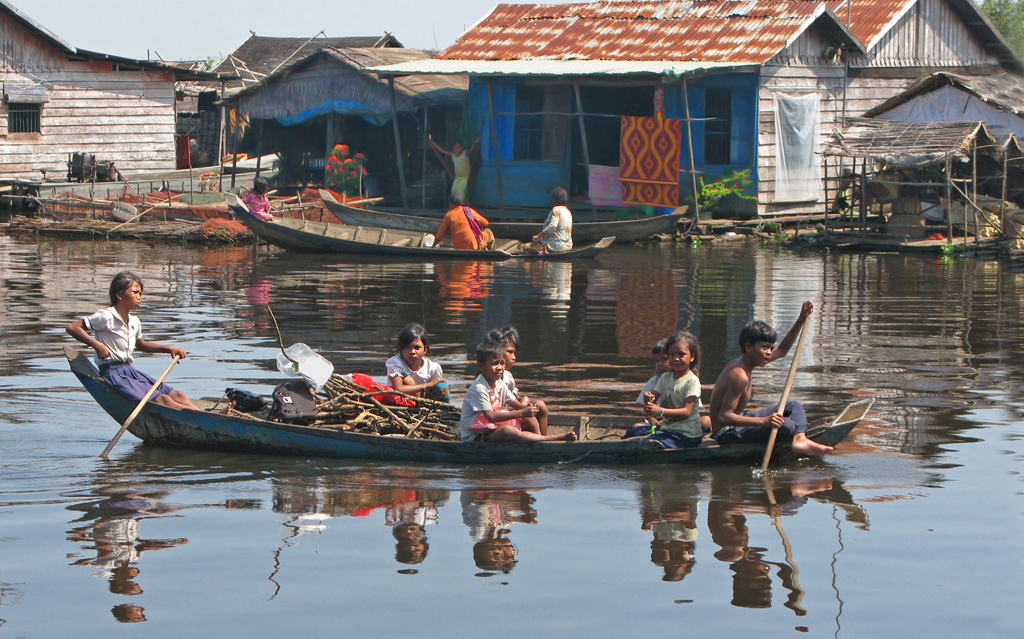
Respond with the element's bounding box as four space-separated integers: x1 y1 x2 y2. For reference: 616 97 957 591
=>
0 11 64 71
757 0 1002 215
0 13 177 178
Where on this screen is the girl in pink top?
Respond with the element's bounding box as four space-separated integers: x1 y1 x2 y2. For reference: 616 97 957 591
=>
242 176 274 221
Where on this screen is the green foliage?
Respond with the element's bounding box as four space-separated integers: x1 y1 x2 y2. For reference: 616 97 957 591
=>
689 169 756 214
940 242 968 256
690 235 701 247
983 0 1024 59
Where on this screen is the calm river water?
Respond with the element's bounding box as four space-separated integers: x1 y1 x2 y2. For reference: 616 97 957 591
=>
1 235 1022 637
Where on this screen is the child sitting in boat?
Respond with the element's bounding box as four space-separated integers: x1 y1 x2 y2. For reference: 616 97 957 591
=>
459 340 577 443
639 331 712 449
67 271 199 410
385 323 450 403
638 339 669 409
242 176 274 221
625 339 669 436
709 301 832 457
487 326 549 435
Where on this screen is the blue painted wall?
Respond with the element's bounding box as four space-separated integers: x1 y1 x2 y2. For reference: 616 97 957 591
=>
664 73 759 204
468 77 568 209
466 73 758 209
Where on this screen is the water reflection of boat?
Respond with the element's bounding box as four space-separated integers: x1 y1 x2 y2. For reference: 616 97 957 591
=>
67 347 871 465
320 189 685 244
227 193 615 260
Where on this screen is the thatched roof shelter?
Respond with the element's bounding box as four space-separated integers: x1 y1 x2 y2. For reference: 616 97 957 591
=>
824 118 999 168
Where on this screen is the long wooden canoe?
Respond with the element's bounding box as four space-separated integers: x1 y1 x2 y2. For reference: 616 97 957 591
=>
226 193 613 260
319 189 686 243
67 346 871 465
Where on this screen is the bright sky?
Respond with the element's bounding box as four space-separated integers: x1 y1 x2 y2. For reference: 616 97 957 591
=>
12 0 524 62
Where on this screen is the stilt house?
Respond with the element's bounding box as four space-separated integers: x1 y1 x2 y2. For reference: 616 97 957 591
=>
373 0 1020 217
223 46 466 204
0 0 219 179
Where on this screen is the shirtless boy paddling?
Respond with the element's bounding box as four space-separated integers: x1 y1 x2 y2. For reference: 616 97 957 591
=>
709 301 832 458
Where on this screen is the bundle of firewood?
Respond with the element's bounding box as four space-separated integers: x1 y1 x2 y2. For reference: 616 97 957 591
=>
312 374 461 440
3 216 253 245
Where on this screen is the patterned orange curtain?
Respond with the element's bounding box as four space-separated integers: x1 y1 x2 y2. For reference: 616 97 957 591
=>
619 115 681 207
228 107 250 139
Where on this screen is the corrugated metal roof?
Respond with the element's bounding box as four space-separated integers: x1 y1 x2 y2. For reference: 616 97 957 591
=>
439 1 832 64
370 59 750 77
422 0 1016 71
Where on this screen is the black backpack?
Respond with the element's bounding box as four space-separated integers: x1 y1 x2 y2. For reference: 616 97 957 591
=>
269 380 319 425
225 388 266 413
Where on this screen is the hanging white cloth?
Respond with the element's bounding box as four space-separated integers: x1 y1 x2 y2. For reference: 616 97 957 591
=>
774 93 821 202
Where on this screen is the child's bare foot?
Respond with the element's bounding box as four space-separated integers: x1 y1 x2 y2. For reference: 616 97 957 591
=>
208 400 235 415
790 433 833 457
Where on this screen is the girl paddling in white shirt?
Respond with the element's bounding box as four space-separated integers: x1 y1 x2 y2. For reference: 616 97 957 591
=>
67 271 199 411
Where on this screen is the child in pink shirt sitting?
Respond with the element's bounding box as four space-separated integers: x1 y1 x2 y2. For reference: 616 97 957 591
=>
242 176 274 221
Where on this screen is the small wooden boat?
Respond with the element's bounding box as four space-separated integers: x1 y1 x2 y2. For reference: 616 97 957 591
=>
67 346 872 465
319 189 687 243
225 193 614 260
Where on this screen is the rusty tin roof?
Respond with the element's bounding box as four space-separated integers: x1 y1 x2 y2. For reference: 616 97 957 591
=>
440 1 850 64
432 0 1014 69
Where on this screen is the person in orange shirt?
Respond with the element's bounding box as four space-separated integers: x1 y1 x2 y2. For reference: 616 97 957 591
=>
433 194 494 250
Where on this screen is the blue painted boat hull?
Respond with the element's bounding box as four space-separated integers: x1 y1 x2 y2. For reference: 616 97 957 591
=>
68 348 869 465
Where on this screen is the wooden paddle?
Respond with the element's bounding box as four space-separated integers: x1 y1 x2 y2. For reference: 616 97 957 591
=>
100 355 180 458
760 316 810 471
763 478 805 611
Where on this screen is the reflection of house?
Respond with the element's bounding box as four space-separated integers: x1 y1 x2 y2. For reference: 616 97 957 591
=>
0 0 220 178
865 73 1024 143
221 45 467 205
375 0 1020 216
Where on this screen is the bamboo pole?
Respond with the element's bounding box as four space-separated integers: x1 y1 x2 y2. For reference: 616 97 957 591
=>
681 77 701 220
573 82 598 221
389 77 410 212
946 158 953 243
421 105 428 208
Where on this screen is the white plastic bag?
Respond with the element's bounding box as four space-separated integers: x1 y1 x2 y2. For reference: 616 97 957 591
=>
276 343 334 392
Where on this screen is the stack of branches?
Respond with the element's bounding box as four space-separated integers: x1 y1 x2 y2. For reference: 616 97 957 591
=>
4 216 253 245
313 374 461 441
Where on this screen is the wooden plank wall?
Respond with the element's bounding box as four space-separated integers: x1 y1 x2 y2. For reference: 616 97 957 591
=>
757 0 1002 215
0 13 177 179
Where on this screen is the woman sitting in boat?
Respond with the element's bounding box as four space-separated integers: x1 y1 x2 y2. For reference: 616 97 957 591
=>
433 194 494 251
527 187 573 254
